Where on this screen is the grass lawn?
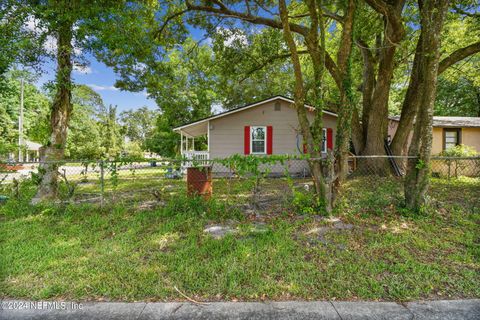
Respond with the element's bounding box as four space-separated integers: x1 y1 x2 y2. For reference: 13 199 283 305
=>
0 176 479 302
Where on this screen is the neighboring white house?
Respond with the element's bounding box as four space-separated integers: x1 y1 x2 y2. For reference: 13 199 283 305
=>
9 140 42 162
173 96 337 161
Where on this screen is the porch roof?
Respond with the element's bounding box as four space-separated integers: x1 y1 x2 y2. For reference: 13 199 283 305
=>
174 121 208 138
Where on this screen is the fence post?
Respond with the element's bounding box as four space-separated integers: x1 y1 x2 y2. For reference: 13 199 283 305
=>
100 160 105 206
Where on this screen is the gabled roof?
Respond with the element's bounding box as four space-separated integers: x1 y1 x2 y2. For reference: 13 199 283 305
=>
431 117 480 128
25 140 42 150
173 95 337 132
389 116 480 128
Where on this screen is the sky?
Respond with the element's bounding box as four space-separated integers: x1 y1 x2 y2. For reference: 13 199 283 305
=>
29 6 258 114
36 53 157 113
33 25 213 113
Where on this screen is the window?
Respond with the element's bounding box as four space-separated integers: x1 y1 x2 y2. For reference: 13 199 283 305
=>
303 128 327 153
443 128 461 150
321 128 327 153
251 126 266 154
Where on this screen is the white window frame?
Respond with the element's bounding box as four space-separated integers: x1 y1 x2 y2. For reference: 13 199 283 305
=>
321 128 327 153
250 126 267 154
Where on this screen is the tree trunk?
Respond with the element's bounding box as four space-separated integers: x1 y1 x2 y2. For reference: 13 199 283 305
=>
391 37 480 156
390 35 423 156
358 1 405 173
357 39 376 140
32 17 73 204
279 0 330 212
404 0 449 210
351 108 364 153
333 0 355 187
361 44 398 158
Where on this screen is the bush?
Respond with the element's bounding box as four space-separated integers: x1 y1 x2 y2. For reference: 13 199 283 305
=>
438 145 478 179
439 144 478 157
291 188 326 215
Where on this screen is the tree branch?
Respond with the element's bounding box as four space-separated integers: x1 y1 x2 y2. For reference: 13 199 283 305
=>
364 0 405 44
452 5 480 18
438 42 480 74
155 9 190 39
185 0 309 36
184 0 341 89
239 50 309 83
322 7 344 23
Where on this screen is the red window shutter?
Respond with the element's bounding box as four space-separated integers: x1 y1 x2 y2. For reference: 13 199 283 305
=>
244 126 250 154
267 126 273 155
303 143 307 154
327 128 333 150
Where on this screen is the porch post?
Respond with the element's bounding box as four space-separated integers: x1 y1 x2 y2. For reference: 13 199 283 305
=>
180 131 184 155
207 120 210 153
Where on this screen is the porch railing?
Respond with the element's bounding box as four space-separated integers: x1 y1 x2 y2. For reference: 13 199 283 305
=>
182 151 209 167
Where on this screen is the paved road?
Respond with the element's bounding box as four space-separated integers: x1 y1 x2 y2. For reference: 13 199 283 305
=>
1 299 479 319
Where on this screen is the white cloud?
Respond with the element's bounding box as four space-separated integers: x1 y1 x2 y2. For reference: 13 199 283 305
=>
87 84 119 91
203 37 213 47
73 64 92 74
211 103 224 115
24 15 82 55
216 27 248 47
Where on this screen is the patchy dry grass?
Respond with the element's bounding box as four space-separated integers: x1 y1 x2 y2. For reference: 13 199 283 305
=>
0 176 478 302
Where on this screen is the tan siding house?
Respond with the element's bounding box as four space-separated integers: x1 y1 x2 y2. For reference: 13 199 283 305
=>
389 116 480 154
173 96 337 163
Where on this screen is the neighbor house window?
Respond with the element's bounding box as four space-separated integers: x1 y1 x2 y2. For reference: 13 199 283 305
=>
443 128 461 150
251 126 266 154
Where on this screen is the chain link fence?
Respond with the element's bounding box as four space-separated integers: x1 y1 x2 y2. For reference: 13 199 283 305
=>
1 156 479 212
350 156 480 178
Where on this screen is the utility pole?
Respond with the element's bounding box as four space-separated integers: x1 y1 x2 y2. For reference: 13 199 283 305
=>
18 78 24 162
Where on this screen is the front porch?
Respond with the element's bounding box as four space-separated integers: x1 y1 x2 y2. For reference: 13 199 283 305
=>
174 120 210 163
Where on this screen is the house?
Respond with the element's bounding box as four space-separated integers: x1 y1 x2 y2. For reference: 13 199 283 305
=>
173 96 337 163
8 140 42 162
173 95 480 172
388 116 480 154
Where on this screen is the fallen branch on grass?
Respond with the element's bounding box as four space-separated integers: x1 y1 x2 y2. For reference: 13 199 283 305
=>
173 286 210 305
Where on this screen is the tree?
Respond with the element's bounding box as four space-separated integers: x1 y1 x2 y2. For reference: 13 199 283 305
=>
212 27 295 108
144 114 179 158
98 104 123 159
404 0 449 210
97 35 219 156
347 0 406 172
2 1 146 202
120 106 157 148
0 70 50 157
388 4 480 156
66 85 105 160
0 2 45 80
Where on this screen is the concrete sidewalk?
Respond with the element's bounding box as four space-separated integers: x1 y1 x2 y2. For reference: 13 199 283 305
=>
1 299 479 319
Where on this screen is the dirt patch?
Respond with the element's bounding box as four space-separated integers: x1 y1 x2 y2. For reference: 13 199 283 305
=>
299 218 354 250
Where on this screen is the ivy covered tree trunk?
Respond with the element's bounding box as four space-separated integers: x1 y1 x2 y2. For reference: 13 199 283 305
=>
391 37 480 157
279 0 330 212
32 15 73 203
404 0 449 210
333 0 355 188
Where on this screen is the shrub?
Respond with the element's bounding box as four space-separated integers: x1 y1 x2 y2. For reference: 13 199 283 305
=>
439 145 478 179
